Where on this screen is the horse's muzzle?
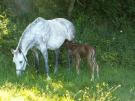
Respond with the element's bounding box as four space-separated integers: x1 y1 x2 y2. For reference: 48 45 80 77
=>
16 70 24 76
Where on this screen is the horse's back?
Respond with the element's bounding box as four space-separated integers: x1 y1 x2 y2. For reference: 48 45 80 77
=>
48 18 75 41
23 17 75 50
30 17 75 40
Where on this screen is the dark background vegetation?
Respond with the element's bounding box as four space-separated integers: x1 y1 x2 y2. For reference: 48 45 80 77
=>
0 0 135 100
0 0 135 68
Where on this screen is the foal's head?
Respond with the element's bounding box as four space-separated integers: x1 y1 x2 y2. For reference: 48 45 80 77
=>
11 48 27 76
65 40 77 49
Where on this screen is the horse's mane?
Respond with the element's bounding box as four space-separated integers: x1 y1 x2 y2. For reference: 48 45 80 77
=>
16 17 45 50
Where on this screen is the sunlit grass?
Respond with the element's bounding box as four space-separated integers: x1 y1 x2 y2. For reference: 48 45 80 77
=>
0 82 74 101
0 81 121 101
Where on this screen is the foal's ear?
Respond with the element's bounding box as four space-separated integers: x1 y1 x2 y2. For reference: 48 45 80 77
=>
11 49 15 54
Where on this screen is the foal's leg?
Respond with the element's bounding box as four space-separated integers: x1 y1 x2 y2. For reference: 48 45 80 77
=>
90 61 95 81
54 49 60 74
68 49 72 71
96 63 99 79
91 49 99 79
93 57 99 79
40 45 50 80
88 52 94 81
75 54 80 75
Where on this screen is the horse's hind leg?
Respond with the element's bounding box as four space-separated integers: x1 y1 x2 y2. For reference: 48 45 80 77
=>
54 49 60 75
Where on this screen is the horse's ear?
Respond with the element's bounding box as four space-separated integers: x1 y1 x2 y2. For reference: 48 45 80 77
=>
11 49 15 54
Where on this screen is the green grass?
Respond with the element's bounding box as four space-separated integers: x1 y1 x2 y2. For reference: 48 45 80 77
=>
0 51 135 101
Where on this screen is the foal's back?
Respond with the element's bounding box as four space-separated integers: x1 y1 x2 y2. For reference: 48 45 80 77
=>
65 41 95 57
74 44 94 57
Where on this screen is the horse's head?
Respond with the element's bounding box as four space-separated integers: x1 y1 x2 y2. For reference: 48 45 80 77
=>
11 48 27 76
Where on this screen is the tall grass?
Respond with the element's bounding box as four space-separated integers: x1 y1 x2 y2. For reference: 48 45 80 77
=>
0 46 135 101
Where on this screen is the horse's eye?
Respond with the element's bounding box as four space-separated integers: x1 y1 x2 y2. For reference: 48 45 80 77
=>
19 61 23 64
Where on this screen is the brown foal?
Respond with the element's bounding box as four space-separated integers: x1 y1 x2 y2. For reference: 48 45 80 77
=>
65 40 99 81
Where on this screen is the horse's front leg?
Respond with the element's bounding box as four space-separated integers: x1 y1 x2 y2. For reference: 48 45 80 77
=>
32 49 39 74
40 46 50 80
54 49 60 75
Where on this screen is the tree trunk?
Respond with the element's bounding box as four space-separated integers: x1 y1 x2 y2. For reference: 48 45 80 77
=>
68 0 75 18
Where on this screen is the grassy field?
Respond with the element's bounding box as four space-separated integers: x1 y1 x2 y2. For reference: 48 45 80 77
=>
0 50 135 101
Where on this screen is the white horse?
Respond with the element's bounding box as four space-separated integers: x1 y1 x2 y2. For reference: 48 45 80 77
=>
11 17 75 80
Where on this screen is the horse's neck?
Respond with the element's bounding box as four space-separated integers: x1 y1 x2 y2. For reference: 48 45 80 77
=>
17 35 34 56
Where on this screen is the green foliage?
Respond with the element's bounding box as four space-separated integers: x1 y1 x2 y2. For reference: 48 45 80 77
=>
74 0 135 32
0 13 16 51
0 0 135 100
0 13 9 39
33 0 68 18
